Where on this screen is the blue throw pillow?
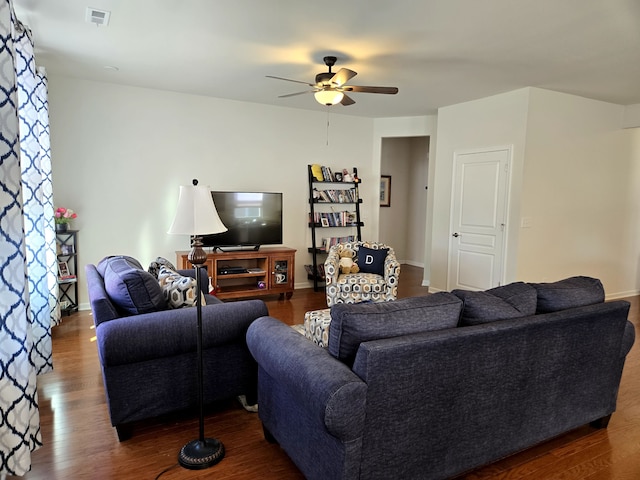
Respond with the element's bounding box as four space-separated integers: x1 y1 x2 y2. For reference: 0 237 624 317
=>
452 282 537 326
98 256 167 315
328 293 463 366
530 276 604 313
357 246 388 276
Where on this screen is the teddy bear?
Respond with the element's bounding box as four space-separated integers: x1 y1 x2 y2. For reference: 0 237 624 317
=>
338 247 360 275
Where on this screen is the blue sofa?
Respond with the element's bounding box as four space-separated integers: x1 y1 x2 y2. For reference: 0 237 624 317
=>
86 255 268 440
247 277 635 480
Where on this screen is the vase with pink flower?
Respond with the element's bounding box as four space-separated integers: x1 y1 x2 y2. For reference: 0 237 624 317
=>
55 207 77 232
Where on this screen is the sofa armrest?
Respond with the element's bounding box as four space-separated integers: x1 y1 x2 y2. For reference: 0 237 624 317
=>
383 248 401 284
97 299 267 367
324 247 341 287
622 320 635 357
247 316 367 440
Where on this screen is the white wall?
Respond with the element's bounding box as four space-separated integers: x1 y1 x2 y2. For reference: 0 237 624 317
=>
48 75 375 308
430 89 530 291
430 86 640 298
406 137 430 265
623 104 640 128
518 88 640 297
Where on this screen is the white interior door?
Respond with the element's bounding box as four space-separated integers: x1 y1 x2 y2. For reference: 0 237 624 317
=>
448 147 511 291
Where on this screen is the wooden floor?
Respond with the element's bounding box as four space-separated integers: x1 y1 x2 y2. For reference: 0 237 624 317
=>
9 265 640 479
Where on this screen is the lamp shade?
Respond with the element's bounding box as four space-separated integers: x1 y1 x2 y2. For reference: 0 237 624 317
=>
168 182 227 236
314 89 344 106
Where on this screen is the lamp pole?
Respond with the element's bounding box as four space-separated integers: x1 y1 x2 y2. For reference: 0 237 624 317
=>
168 179 227 470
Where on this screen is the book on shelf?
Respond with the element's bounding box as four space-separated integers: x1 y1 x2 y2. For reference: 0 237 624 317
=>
304 264 325 279
312 187 358 203
321 166 334 182
321 235 356 252
311 165 357 184
309 211 358 227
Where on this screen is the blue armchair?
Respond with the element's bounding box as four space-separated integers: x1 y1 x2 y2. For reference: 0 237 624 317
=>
85 255 267 440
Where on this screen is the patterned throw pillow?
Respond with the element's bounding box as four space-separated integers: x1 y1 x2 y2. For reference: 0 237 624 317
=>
158 266 200 309
148 257 177 279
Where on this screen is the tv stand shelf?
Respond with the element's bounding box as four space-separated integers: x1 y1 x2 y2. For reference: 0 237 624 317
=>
176 247 295 300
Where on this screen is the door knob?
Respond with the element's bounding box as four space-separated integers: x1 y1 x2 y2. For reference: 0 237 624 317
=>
452 233 460 237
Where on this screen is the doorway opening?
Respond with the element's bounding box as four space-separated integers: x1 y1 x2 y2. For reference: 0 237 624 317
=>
378 136 430 268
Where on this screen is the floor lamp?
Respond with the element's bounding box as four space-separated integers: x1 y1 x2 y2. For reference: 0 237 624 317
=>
168 179 227 470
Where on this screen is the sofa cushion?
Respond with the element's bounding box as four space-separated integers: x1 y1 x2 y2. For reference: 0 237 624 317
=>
356 246 388 276
158 266 201 309
328 292 463 366
530 276 604 313
452 282 537 326
148 256 177 279
97 255 167 315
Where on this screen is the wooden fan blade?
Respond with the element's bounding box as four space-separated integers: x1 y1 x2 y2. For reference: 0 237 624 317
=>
266 75 314 86
331 68 357 86
279 90 313 98
340 93 356 106
343 85 399 94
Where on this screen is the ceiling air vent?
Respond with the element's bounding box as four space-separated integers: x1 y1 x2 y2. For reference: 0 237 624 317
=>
85 7 111 27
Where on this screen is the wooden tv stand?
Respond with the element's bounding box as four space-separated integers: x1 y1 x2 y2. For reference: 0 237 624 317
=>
176 247 296 300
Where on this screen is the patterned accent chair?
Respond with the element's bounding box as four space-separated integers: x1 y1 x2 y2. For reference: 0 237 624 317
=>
324 241 400 307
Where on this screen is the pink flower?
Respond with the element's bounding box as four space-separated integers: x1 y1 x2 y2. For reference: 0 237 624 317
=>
54 207 78 225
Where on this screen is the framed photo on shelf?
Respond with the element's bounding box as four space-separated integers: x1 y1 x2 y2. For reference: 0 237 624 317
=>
321 217 330 227
380 175 392 207
58 261 70 278
61 244 74 255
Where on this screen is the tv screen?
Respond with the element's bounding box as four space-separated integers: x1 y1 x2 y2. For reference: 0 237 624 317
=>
201 191 283 249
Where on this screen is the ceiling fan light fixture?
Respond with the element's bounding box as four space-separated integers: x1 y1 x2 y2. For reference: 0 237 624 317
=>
314 89 344 106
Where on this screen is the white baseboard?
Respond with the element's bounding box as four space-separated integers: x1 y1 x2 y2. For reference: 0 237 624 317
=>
401 260 425 268
606 290 640 300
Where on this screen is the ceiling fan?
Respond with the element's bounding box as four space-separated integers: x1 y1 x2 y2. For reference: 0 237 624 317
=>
266 56 399 106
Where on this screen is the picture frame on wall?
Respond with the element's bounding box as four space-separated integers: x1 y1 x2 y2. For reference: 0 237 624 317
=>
380 175 392 207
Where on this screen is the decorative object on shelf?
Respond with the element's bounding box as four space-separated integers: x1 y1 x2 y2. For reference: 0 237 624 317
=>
380 175 392 207
168 179 227 471
57 261 70 278
54 206 77 231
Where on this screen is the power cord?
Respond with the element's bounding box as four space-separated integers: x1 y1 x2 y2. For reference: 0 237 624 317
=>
154 462 179 480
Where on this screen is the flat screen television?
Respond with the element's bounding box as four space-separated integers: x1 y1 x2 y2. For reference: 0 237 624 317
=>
201 191 283 250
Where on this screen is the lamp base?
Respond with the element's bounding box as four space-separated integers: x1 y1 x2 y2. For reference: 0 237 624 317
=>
178 438 225 470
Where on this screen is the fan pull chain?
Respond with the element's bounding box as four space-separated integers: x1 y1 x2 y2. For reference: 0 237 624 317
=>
326 107 330 146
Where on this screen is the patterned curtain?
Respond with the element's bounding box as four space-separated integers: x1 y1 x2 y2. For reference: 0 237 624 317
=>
1 0 54 476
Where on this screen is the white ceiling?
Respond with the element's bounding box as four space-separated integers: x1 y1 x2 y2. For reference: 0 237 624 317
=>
12 0 640 118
